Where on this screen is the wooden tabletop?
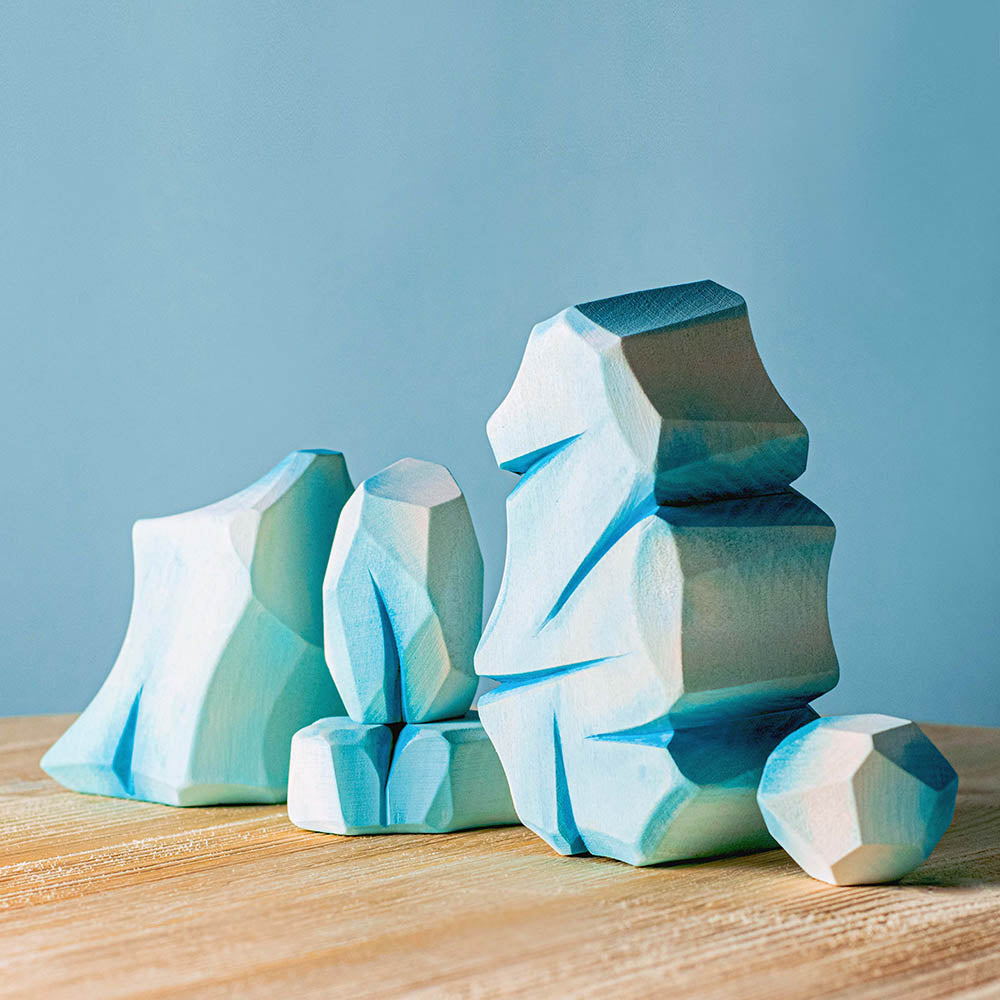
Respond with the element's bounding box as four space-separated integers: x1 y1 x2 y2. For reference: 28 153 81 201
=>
1 715 998 999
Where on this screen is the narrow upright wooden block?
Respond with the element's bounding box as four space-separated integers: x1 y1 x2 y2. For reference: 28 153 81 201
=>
323 457 482 723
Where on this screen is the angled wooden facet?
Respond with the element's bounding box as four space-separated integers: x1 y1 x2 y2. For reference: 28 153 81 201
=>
476 282 841 866
758 715 959 885
287 714 518 835
42 450 353 805
323 458 482 723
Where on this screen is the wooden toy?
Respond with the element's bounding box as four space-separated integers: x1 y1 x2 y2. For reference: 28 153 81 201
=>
287 717 392 834
288 714 518 834
323 458 482 723
758 715 959 884
476 282 840 865
42 450 353 805
290 457 515 836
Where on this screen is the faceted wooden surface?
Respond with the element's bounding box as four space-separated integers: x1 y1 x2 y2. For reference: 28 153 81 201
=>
2 715 998 999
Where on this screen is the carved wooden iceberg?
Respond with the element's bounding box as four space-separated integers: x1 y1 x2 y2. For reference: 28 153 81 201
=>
42 450 353 805
323 458 482 723
476 280 957 874
288 458 517 835
476 281 840 864
758 715 958 884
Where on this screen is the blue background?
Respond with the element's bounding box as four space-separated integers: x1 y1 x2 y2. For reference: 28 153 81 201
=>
2 2 997 723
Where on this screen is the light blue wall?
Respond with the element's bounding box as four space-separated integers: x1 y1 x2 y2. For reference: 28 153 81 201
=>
2 2 997 724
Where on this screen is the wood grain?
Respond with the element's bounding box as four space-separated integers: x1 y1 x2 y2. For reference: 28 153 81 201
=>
2 715 998 999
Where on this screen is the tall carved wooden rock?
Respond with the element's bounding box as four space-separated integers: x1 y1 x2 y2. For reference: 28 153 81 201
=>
324 458 482 723
288 458 518 835
475 281 839 865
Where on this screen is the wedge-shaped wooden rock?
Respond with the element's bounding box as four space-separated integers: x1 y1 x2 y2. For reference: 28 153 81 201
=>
324 458 482 723
42 450 353 805
287 715 518 834
758 715 959 885
477 281 838 865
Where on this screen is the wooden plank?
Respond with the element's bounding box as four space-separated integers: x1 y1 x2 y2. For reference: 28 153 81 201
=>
1 715 997 999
